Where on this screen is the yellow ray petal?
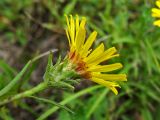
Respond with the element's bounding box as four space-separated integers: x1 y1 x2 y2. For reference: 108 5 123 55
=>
65 15 70 29
152 13 160 17
65 29 71 46
153 20 160 27
88 54 120 67
152 8 160 13
91 77 119 95
88 63 123 72
156 1 160 8
81 31 97 57
75 15 86 53
84 43 104 63
152 8 160 18
65 15 75 46
76 15 79 33
70 15 75 42
152 8 160 14
106 54 120 60
92 73 127 81
80 17 86 28
87 47 117 65
75 27 86 51
110 86 118 95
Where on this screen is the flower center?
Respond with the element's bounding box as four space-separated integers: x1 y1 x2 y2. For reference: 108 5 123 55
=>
68 51 91 79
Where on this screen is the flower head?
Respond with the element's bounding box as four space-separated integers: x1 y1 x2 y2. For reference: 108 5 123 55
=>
152 0 160 27
65 15 127 95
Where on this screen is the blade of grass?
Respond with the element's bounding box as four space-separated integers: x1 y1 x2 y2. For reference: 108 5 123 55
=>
63 0 77 14
145 39 160 72
0 60 31 97
141 107 153 120
129 83 160 102
0 49 58 97
28 96 74 114
0 59 17 79
37 85 103 120
0 107 13 120
86 89 109 119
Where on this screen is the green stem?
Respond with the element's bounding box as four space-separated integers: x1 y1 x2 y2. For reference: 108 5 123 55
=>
0 82 48 106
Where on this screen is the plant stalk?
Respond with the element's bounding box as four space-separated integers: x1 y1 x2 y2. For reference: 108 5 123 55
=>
0 82 48 106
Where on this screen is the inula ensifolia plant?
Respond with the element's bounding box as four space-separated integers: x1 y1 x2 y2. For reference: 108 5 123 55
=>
0 15 127 107
46 15 127 94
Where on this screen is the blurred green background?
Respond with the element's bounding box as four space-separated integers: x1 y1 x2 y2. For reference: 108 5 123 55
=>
0 0 160 120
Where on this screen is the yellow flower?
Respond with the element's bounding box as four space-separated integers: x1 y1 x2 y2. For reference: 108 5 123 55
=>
152 0 160 27
65 15 127 95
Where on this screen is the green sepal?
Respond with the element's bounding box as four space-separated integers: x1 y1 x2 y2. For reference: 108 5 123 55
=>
43 53 81 90
43 52 53 83
48 81 74 91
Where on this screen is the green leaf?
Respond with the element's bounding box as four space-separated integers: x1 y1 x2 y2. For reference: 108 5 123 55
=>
63 0 77 14
37 85 103 120
0 60 31 97
0 59 17 79
141 108 153 120
43 53 53 83
0 107 13 120
29 96 74 114
58 110 71 120
86 89 109 119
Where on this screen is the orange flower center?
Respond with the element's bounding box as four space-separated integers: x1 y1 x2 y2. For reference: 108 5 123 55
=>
68 51 91 79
